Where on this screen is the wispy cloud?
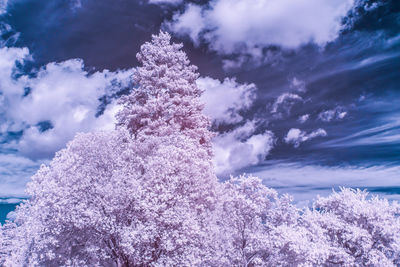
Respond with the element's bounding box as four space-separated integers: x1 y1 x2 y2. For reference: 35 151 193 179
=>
271 93 303 115
322 120 400 147
249 162 400 204
0 153 43 198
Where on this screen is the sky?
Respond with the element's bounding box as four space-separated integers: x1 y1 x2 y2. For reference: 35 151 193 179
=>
0 0 399 210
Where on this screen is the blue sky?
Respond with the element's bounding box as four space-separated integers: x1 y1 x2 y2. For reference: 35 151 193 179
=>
0 0 399 206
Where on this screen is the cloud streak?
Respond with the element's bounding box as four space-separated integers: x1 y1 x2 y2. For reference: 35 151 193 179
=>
250 162 400 204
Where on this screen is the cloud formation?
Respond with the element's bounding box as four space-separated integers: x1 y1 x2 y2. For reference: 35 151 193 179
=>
298 114 310 123
0 46 134 159
166 0 355 57
318 107 347 122
199 77 256 125
213 121 274 176
197 76 274 175
284 128 327 148
290 77 306 92
252 163 400 204
271 92 303 115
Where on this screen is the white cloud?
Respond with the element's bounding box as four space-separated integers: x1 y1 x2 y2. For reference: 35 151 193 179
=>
298 114 310 123
318 107 347 122
198 77 256 125
213 121 274 176
0 47 133 159
166 0 355 57
167 4 205 45
284 128 327 147
198 76 272 175
271 92 302 115
290 77 306 92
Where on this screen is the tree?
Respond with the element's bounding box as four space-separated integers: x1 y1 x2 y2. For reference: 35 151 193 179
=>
303 188 400 266
215 180 400 267
116 32 213 156
0 32 218 266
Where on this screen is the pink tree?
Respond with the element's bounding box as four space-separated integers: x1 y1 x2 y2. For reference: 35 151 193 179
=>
0 32 218 266
214 178 400 266
116 32 213 156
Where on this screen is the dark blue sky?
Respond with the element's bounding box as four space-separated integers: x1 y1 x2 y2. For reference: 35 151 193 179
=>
0 0 399 206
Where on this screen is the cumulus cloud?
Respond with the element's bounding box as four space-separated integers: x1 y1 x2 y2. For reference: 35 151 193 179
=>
199 77 256 125
167 4 205 45
213 121 274 176
0 46 133 159
318 107 347 122
298 114 310 123
198 76 273 175
271 93 302 115
284 128 327 148
166 0 355 57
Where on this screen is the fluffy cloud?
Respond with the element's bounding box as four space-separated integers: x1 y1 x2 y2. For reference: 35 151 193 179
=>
284 128 327 147
167 4 205 45
0 47 133 159
166 0 355 57
213 121 274 176
198 77 256 125
198 76 273 175
318 107 347 122
298 114 310 123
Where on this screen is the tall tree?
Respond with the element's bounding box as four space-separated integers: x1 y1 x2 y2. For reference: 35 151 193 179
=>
116 32 213 156
0 32 218 266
